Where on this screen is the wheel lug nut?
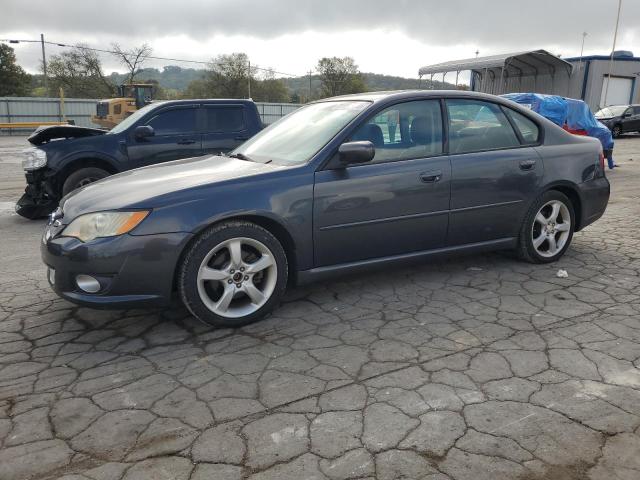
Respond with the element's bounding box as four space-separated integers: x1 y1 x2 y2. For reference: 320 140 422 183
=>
230 269 235 274
244 275 249 280
236 283 241 288
240 267 245 272
227 279 233 284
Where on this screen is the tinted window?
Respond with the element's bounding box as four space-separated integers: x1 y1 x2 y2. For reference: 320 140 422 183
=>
351 100 443 164
206 107 245 132
633 107 640 115
505 108 540 145
447 99 520 154
148 108 197 135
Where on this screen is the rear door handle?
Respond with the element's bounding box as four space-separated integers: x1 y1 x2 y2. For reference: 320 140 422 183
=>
177 139 197 145
420 170 442 183
519 159 536 170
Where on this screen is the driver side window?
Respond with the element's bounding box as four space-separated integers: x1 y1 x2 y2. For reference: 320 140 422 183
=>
350 100 443 164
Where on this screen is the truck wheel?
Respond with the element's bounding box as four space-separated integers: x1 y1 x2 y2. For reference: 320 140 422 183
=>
178 221 288 327
62 167 110 196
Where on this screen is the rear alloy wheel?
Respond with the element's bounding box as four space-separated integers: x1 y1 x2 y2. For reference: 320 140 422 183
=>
612 124 622 138
518 191 574 264
179 221 288 327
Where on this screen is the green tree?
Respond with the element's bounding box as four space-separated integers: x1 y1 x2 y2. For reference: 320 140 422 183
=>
316 57 366 98
204 52 253 98
47 44 115 98
0 44 31 96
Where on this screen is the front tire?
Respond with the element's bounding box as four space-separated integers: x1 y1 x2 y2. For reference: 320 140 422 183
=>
62 167 110 196
611 124 622 138
178 221 288 327
517 191 575 264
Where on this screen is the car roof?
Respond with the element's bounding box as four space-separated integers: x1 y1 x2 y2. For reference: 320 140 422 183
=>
150 99 256 107
312 89 515 104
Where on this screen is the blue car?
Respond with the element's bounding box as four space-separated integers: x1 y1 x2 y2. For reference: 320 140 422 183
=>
42 90 610 327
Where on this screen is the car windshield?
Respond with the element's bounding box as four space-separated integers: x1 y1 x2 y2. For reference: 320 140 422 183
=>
107 102 165 134
231 101 369 165
595 106 627 118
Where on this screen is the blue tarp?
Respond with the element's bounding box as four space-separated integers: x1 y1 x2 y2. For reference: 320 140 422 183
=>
501 93 614 151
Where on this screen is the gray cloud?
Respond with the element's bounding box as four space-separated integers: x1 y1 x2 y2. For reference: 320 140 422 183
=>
2 0 639 51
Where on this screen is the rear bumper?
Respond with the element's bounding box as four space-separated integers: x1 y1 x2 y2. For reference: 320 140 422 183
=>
577 176 610 230
41 229 193 309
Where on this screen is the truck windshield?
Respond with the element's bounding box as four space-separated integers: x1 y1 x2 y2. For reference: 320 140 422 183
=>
107 102 164 134
231 101 369 165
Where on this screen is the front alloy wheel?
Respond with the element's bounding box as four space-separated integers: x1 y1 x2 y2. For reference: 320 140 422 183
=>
179 221 288 327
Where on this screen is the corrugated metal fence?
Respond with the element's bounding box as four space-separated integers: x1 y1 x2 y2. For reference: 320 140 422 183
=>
0 97 302 134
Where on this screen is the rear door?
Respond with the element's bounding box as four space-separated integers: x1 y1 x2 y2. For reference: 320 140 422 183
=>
627 106 640 131
202 105 251 155
313 99 451 266
446 99 544 245
126 105 202 167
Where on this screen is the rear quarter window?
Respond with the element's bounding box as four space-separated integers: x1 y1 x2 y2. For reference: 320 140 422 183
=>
504 108 540 145
205 106 246 133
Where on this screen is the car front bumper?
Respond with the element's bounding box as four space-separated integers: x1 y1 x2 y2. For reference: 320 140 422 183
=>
41 226 193 309
16 169 58 219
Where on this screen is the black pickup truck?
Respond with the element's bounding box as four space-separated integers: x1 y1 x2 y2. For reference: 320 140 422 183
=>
17 99 264 219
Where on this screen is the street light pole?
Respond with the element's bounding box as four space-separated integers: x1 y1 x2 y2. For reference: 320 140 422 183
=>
40 33 48 93
603 0 623 107
578 32 587 71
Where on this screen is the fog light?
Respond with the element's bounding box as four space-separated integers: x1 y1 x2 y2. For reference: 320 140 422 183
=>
76 274 101 293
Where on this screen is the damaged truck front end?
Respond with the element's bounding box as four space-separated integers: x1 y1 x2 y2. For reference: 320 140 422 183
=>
16 125 107 219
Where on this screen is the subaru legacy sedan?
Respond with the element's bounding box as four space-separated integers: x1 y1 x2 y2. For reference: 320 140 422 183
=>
42 91 610 327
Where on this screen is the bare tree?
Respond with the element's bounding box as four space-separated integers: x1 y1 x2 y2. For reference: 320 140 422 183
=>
47 44 115 98
111 43 153 84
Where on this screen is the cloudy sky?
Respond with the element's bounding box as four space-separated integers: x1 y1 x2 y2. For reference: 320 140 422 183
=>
2 0 639 80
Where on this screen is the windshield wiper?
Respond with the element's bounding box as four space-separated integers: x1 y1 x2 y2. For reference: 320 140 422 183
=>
228 152 253 161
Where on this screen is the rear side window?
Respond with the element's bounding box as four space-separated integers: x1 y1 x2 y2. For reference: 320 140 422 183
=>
633 106 640 115
148 108 197 135
446 99 520 154
205 107 245 133
504 108 540 145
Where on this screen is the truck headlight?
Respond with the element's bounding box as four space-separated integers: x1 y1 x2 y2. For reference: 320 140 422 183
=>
62 211 150 242
22 147 47 171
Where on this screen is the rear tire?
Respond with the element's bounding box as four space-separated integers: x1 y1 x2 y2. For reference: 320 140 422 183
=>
517 190 575 264
178 221 288 327
62 167 110 196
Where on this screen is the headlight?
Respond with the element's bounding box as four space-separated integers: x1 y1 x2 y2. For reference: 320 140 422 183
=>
62 211 150 242
22 147 47 171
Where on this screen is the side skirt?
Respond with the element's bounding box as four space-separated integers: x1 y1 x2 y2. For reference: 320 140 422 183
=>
296 238 517 285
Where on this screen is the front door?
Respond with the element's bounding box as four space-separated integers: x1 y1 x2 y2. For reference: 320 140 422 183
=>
446 99 544 245
202 104 251 155
127 105 202 167
314 99 451 267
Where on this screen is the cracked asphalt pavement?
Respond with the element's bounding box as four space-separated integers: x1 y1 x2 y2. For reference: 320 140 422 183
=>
1 135 640 479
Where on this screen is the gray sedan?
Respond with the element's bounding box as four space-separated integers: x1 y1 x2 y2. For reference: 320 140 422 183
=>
41 90 610 327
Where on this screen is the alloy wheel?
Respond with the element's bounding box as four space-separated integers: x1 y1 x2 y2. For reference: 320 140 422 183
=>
196 237 278 318
531 200 572 258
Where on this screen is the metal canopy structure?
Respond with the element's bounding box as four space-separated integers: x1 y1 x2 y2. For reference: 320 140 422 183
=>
418 49 573 94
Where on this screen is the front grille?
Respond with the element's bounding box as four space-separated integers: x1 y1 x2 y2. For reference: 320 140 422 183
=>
96 102 109 118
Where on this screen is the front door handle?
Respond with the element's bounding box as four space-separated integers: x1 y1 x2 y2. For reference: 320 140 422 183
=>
519 159 536 170
235 135 250 141
420 170 442 183
177 139 196 145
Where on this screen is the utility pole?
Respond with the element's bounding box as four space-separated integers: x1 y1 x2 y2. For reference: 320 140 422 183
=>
40 33 48 93
308 70 313 100
247 60 251 99
578 31 588 71
603 0 623 107
475 50 479 58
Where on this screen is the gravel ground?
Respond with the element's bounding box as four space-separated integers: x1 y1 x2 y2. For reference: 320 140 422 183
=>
1 134 640 480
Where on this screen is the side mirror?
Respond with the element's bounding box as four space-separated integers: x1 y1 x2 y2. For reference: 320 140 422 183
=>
338 141 375 165
134 125 154 140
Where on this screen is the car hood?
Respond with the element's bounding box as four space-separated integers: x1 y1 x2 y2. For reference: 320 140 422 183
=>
61 155 284 220
28 125 106 145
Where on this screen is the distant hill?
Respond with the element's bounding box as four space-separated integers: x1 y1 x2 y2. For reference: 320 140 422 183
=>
108 66 206 91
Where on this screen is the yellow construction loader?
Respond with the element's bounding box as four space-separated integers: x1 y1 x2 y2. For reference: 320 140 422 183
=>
92 84 154 129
